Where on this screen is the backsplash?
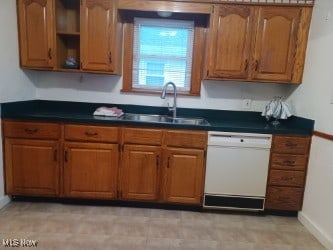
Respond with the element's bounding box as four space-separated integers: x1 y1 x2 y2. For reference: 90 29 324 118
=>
34 71 297 113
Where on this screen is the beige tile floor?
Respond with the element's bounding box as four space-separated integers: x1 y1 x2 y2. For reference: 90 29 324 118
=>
0 201 325 250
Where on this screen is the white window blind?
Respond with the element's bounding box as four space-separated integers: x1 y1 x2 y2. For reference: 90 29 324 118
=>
132 18 195 92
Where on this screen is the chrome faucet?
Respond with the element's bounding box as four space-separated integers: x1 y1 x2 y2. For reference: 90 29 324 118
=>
161 82 177 119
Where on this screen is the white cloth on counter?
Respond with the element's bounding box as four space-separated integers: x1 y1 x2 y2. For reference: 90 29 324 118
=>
262 97 292 120
93 107 124 117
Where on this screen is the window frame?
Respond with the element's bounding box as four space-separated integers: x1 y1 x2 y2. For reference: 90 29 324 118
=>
122 18 205 96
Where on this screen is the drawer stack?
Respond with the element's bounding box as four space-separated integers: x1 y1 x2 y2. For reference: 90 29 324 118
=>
265 135 311 211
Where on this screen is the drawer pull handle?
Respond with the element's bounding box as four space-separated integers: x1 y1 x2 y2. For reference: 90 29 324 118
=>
285 142 297 148
24 128 38 134
85 131 98 137
283 160 295 166
281 176 293 181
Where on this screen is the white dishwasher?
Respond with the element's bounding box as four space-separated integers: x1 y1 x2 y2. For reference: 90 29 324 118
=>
204 131 272 211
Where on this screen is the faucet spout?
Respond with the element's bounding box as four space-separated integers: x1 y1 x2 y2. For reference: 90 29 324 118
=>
161 82 177 119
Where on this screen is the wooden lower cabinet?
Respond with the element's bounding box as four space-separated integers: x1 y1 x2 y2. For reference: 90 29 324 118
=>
63 142 118 199
162 148 205 205
4 138 59 196
265 135 311 211
120 145 161 201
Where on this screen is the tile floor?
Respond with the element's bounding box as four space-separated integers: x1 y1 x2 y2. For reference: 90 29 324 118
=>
0 201 325 250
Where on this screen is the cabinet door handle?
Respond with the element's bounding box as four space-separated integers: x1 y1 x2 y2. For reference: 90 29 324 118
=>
254 60 259 71
48 48 52 60
53 149 57 162
156 155 160 168
244 59 249 71
109 52 112 64
85 131 98 137
167 156 170 168
24 128 38 134
64 150 68 162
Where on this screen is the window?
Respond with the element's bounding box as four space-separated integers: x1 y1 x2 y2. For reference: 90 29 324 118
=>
122 16 205 96
132 18 194 92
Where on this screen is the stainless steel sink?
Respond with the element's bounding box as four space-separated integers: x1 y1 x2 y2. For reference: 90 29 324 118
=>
121 113 210 126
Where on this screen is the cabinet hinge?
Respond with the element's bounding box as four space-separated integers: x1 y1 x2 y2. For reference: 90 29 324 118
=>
206 70 209 76
211 5 215 14
80 0 83 5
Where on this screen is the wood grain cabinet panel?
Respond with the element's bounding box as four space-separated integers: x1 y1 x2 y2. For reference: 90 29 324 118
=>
63 142 118 199
81 0 117 72
120 145 161 201
164 130 207 149
4 121 60 139
270 153 308 171
205 4 312 84
252 7 301 82
162 148 205 205
5 138 59 196
17 0 55 68
206 5 253 79
265 135 311 211
122 128 163 146
266 186 303 211
273 135 311 154
64 124 119 143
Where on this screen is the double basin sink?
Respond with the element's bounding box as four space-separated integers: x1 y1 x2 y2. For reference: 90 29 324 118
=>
120 113 210 126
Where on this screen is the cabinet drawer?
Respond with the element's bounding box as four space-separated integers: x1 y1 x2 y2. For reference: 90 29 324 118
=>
271 153 308 170
272 136 310 154
164 130 207 148
269 170 305 187
65 125 118 143
265 186 303 211
3 121 60 139
122 128 162 145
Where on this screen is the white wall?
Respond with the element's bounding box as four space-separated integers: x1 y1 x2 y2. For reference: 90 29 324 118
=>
288 0 333 249
0 0 37 208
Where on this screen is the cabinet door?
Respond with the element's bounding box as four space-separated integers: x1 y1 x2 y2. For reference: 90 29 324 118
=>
63 142 118 199
17 0 55 68
4 138 59 196
206 5 253 79
163 148 205 205
252 7 301 82
120 145 161 201
81 0 115 71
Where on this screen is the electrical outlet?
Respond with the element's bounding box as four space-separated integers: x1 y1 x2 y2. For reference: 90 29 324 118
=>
242 99 252 109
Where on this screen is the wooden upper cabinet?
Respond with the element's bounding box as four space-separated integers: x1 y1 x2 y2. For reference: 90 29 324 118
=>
205 4 312 84
252 7 301 82
81 0 116 72
206 5 253 79
17 0 55 68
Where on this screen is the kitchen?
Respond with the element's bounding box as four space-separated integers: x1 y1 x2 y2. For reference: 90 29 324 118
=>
0 0 332 249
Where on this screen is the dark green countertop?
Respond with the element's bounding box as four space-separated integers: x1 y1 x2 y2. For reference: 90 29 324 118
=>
1 100 314 135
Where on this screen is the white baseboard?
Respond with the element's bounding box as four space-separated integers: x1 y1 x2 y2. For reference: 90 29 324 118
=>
0 195 10 209
298 212 333 250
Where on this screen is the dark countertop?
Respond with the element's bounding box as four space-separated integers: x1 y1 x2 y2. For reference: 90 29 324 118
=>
1 100 314 135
